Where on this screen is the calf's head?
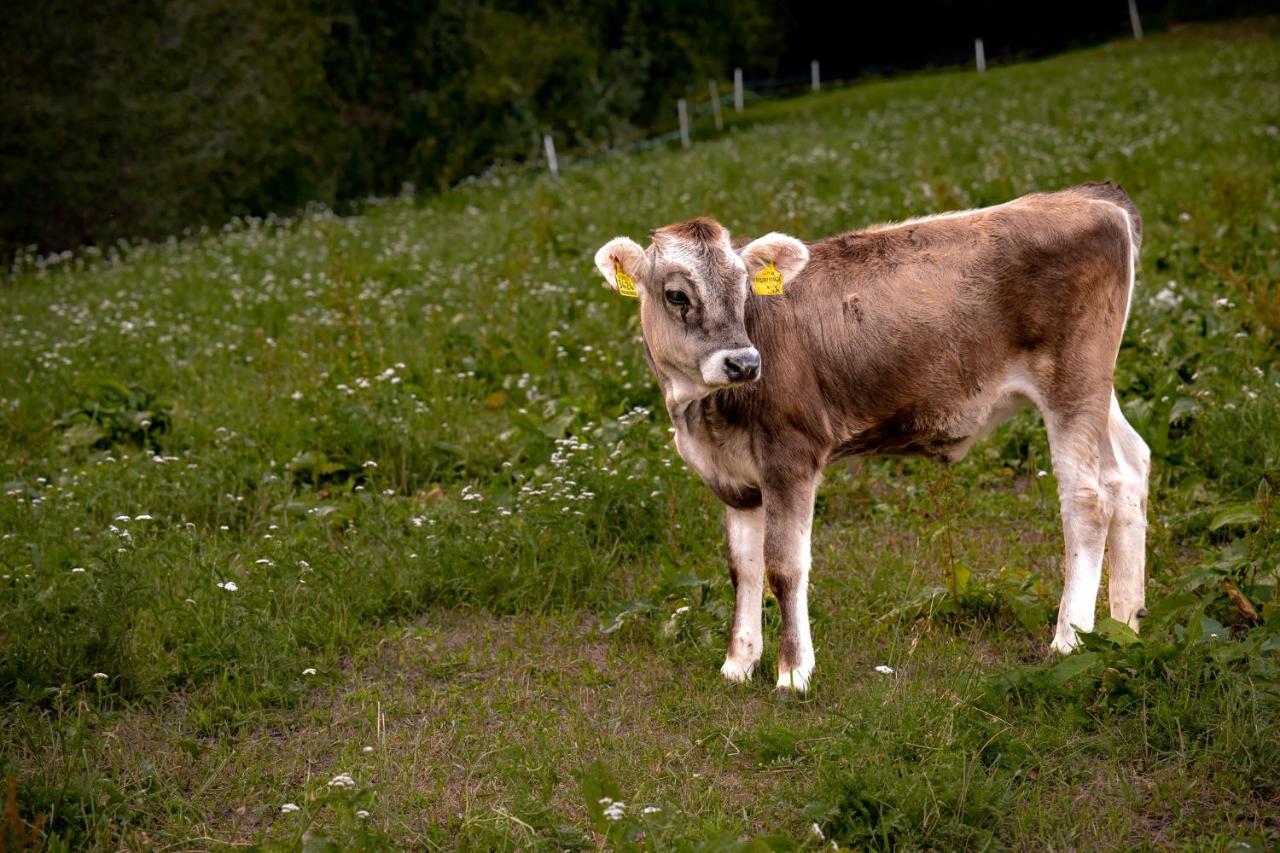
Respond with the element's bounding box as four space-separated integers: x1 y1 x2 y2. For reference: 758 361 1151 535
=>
594 217 808 403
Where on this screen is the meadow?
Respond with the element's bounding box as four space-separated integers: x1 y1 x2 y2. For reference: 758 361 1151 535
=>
2 19 1278 851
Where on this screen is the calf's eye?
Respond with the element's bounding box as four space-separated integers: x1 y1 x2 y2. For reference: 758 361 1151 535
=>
665 289 689 307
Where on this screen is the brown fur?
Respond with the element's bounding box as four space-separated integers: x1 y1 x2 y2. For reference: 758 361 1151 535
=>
617 183 1145 685
694 184 1138 504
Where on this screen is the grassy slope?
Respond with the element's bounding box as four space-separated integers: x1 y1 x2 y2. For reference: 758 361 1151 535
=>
2 19 1278 851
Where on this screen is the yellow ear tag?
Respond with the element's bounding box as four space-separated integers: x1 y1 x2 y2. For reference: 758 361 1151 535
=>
614 263 638 298
753 261 784 296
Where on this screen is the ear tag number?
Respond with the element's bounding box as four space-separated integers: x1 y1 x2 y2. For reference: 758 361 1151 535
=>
753 261 783 296
614 263 638 298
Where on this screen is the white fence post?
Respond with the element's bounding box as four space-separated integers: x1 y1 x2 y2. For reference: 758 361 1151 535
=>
1128 0 1144 40
974 38 987 74
811 60 821 92
677 98 690 149
733 67 744 112
709 79 723 130
542 133 558 177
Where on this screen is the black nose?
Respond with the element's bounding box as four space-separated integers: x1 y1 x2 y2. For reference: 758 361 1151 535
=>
723 350 760 382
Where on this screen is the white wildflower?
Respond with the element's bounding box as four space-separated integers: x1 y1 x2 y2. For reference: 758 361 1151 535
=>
603 800 626 821
302 668 317 676
874 665 895 675
280 803 300 814
328 773 356 789
811 823 826 841
356 810 370 819
217 581 238 592
92 672 108 680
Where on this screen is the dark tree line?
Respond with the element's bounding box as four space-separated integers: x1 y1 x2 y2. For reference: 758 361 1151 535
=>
0 0 1266 258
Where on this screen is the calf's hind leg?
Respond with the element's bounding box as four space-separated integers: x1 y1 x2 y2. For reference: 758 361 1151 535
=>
721 506 765 682
1102 394 1150 630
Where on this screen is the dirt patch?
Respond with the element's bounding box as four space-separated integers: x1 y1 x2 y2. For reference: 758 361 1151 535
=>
17 609 806 845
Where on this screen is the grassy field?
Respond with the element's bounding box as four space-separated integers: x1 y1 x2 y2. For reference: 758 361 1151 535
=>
2 19 1279 851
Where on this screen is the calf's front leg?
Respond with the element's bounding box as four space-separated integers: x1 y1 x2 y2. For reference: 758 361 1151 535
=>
721 506 765 682
764 475 818 693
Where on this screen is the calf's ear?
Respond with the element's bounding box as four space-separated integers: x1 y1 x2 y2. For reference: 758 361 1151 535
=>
738 232 809 284
594 237 647 293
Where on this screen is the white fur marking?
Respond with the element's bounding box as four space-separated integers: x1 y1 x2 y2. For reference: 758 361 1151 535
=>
699 347 760 386
1047 412 1108 653
593 236 646 292
776 512 816 692
723 506 765 682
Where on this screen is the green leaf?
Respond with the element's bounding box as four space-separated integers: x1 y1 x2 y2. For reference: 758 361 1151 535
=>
1209 504 1261 531
58 422 106 450
1143 592 1201 626
1005 593 1047 633
1199 615 1228 642
1046 651 1100 686
1091 616 1140 646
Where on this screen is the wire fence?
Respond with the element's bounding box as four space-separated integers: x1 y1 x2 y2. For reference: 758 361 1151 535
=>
524 3 1148 183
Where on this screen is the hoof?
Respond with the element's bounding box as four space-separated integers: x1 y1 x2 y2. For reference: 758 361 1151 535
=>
720 658 756 684
1049 635 1079 655
774 665 813 694
1135 607 1148 620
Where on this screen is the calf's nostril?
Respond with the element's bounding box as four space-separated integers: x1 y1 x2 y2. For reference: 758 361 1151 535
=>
723 351 761 382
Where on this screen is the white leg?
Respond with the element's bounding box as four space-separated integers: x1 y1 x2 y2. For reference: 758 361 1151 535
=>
721 506 764 683
776 522 815 692
764 476 818 692
1048 415 1113 654
1102 394 1150 629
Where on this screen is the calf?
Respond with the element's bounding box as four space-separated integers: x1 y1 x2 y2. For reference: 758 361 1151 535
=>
593 183 1150 693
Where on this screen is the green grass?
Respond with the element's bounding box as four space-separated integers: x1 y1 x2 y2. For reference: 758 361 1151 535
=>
2 18 1279 851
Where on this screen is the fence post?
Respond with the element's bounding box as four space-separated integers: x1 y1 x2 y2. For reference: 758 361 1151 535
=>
1128 0 1144 40
811 60 821 92
709 80 724 130
974 38 987 74
733 67 744 112
677 99 690 149
542 133 558 177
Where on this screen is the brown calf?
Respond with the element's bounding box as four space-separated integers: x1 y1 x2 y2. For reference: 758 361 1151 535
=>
593 183 1150 692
